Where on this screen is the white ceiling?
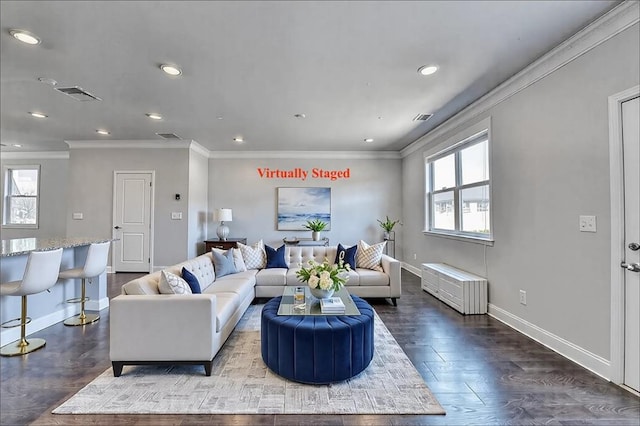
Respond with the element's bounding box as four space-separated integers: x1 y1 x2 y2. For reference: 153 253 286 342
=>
0 0 621 153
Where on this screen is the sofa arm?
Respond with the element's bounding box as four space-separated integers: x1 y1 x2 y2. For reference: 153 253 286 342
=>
109 294 217 362
380 254 401 298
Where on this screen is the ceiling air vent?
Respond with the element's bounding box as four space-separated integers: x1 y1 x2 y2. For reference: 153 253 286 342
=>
156 133 182 140
54 86 102 101
413 113 433 122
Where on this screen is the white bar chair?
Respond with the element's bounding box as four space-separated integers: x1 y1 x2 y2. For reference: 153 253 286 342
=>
59 241 110 326
1 248 64 357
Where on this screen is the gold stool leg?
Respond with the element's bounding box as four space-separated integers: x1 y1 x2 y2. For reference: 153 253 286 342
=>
64 278 100 326
1 296 46 356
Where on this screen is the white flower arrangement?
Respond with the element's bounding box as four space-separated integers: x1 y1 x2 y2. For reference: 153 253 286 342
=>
296 256 350 291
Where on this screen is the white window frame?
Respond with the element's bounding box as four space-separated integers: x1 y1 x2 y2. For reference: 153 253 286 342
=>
424 117 493 244
3 165 41 229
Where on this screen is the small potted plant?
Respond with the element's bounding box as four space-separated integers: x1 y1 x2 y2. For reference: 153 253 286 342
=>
304 219 327 241
377 215 401 240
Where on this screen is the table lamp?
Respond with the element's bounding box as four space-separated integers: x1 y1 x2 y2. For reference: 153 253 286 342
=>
214 208 233 241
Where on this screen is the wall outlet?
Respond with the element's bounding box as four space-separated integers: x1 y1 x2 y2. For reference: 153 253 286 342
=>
72 212 83 220
413 253 417 260
579 215 597 232
519 290 527 305
171 212 183 220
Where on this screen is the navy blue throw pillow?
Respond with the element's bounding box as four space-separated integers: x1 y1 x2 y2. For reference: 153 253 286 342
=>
265 244 288 269
181 267 202 294
335 243 357 270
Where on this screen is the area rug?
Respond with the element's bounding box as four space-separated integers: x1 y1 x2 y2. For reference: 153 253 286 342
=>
53 304 445 415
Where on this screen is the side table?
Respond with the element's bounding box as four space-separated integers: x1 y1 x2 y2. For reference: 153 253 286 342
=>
204 238 247 252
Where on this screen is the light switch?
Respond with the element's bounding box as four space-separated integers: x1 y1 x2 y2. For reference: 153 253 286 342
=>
579 215 596 232
171 212 183 220
72 212 83 220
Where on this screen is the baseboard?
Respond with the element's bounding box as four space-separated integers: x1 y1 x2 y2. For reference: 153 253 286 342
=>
1 305 80 347
402 262 421 276
86 297 110 312
488 303 612 380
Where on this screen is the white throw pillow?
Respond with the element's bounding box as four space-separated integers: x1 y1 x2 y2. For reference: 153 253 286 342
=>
356 240 386 272
158 270 193 295
213 247 247 272
238 240 266 270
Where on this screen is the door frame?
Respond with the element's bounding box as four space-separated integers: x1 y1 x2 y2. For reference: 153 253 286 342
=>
608 85 639 385
112 170 155 273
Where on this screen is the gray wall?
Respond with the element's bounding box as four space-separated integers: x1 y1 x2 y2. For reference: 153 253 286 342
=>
66 147 191 267
208 157 402 253
0 156 68 239
402 23 639 360
188 149 209 258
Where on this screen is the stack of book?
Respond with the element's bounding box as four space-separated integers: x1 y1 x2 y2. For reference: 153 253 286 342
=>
320 297 345 314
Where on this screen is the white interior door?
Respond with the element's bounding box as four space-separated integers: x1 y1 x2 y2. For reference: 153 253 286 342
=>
622 96 639 393
113 172 153 272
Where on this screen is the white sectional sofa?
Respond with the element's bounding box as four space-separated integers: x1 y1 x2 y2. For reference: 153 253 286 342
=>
109 245 401 376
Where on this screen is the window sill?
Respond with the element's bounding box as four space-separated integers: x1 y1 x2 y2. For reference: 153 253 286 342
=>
422 230 494 246
2 224 39 230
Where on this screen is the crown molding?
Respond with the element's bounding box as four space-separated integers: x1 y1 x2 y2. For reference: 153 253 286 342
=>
189 141 210 157
208 150 402 160
401 0 640 158
0 151 69 160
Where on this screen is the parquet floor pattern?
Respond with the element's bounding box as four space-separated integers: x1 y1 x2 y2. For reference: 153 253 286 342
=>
1 270 638 425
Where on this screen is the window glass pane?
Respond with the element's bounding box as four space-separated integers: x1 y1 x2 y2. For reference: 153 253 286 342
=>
10 169 39 195
461 140 489 185
432 154 455 190
460 185 490 234
432 191 455 230
9 197 37 224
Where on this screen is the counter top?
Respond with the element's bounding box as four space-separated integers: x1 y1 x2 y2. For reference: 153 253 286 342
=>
1 237 113 257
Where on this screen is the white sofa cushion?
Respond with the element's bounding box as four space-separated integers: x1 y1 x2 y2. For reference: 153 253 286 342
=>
255 268 287 286
205 275 255 302
214 292 240 333
357 268 390 286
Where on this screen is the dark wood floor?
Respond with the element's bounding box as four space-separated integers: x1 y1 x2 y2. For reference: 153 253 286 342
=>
1 270 638 425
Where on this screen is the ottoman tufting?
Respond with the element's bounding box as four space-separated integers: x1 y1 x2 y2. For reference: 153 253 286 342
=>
261 295 375 384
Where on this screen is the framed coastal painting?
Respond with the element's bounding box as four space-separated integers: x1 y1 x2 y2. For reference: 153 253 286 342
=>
277 187 331 231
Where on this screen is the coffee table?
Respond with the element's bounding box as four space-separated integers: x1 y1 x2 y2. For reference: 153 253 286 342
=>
261 287 375 384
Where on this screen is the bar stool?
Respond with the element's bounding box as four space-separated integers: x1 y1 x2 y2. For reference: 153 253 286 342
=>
1 248 64 357
59 241 110 326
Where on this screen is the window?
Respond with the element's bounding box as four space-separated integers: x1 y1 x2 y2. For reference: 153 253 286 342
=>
3 165 40 228
425 127 491 241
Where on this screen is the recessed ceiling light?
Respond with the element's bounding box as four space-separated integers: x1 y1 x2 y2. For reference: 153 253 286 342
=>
10 29 41 45
160 64 182 76
364 138 374 143
418 65 438 76
96 129 110 135
294 113 306 119
12 144 22 148
233 137 244 143
29 111 47 118
146 113 163 120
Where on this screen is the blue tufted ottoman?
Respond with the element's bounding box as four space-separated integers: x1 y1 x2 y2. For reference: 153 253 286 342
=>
261 295 375 384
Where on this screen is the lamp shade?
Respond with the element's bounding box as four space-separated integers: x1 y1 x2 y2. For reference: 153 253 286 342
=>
214 208 233 222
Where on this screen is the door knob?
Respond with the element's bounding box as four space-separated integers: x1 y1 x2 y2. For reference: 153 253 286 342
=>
629 242 640 251
114 226 122 230
621 262 640 273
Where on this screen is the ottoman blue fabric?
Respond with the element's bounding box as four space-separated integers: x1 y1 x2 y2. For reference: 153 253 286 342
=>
261 295 375 384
